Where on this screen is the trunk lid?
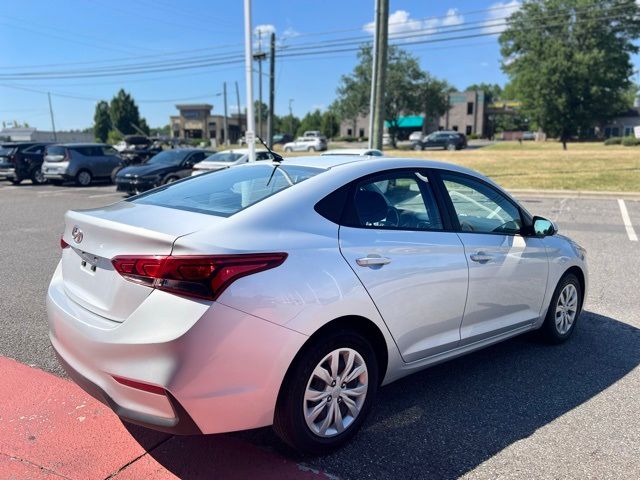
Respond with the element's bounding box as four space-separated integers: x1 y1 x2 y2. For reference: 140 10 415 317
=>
61 202 222 322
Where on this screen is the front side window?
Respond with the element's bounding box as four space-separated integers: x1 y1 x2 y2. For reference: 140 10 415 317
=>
345 171 443 231
441 173 522 234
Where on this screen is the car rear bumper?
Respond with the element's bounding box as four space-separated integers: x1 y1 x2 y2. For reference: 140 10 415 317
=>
46 261 308 434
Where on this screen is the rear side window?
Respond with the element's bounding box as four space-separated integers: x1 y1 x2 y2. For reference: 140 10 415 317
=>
24 145 45 154
0 145 16 156
132 164 324 217
102 146 118 156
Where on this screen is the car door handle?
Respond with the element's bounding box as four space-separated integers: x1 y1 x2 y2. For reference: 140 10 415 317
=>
470 252 493 264
356 256 392 267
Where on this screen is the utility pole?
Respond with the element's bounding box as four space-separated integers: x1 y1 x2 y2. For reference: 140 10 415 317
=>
223 82 229 146
267 32 276 147
47 92 57 141
235 80 242 139
288 98 294 135
253 33 267 140
243 0 256 161
368 0 379 149
371 0 388 150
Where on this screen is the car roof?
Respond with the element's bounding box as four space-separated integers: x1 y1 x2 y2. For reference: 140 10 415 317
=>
211 148 268 154
52 143 108 147
321 148 382 156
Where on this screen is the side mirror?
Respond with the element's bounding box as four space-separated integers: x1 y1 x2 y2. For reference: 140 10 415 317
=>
532 216 557 237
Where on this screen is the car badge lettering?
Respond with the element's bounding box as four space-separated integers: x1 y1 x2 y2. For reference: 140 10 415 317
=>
72 226 83 244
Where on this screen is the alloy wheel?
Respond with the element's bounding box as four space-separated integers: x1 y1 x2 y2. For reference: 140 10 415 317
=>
303 348 368 438
555 283 578 334
77 171 92 186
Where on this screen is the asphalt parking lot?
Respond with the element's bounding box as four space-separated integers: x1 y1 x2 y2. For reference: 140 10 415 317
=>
0 182 638 479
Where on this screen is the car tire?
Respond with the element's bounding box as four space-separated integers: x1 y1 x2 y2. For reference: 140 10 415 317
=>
163 175 179 185
75 170 92 187
413 143 423 151
111 166 123 184
284 147 292 153
540 273 582 344
31 169 47 185
307 147 316 152
446 143 457 151
273 329 379 455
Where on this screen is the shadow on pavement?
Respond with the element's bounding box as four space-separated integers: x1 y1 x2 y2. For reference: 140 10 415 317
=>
126 311 639 479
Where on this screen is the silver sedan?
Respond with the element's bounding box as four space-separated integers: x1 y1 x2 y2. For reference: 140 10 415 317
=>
47 156 587 454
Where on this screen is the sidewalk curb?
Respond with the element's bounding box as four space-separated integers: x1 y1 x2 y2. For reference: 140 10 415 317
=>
510 189 640 200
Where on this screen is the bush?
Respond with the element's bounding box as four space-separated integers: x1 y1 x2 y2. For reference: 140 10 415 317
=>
335 136 355 142
621 136 640 147
468 133 479 140
604 136 622 145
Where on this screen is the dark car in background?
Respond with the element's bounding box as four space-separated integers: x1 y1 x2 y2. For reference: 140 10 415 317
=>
41 143 122 186
0 142 52 184
412 131 467 151
115 148 212 195
272 133 293 145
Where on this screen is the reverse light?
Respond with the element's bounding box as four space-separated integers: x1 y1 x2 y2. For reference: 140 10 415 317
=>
112 253 287 300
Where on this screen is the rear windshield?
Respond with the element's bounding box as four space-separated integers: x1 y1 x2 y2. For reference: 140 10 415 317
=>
0 145 16 156
204 152 244 163
132 164 325 217
46 146 67 156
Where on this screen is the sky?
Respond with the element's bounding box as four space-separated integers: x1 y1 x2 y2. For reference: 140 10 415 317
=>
0 0 637 131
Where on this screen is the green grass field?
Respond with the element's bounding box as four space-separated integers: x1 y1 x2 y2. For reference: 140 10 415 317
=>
308 142 640 192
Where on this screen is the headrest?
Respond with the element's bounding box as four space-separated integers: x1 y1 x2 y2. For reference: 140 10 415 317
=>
355 190 388 224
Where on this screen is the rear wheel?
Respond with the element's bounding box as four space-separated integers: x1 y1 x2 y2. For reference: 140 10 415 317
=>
540 273 582 344
284 147 292 153
413 143 423 151
110 166 123 184
307 146 316 152
75 170 92 187
273 330 378 455
31 169 47 185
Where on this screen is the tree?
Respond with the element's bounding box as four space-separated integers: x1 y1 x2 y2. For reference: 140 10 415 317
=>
275 114 300 135
465 82 503 105
320 110 340 139
93 101 111 142
420 75 453 136
297 109 323 136
109 89 148 136
500 0 640 149
334 45 425 146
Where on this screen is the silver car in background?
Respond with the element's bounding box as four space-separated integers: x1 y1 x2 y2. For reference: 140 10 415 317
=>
283 136 328 152
191 148 274 175
47 156 587 454
42 143 121 186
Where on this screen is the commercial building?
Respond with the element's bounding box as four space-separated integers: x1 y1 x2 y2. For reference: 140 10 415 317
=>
170 104 245 144
338 90 487 139
0 127 93 143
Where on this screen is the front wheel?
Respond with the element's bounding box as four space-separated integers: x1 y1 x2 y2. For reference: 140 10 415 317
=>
413 143 423 151
446 143 457 151
540 273 582 344
273 330 378 455
307 146 316 152
284 147 292 153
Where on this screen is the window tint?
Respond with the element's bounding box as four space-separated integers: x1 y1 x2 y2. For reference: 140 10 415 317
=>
72 146 102 157
24 145 45 154
132 164 324 217
102 146 118 156
345 171 442 231
46 146 66 156
441 173 522 234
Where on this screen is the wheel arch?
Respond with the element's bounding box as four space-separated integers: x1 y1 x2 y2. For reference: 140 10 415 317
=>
563 265 586 310
278 315 389 402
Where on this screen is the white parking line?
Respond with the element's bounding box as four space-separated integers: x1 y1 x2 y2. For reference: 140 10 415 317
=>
88 193 121 199
618 199 638 242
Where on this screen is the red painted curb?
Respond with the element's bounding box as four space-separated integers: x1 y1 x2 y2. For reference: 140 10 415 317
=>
0 356 334 479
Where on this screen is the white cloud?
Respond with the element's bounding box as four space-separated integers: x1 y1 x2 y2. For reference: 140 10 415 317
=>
254 24 276 37
282 27 300 40
363 9 465 40
483 1 521 34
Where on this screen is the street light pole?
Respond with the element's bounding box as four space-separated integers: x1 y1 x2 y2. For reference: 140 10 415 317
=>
243 0 256 161
223 82 229 146
47 92 57 142
289 98 294 135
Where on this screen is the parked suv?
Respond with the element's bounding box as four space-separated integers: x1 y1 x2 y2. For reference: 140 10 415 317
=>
412 131 467 151
0 142 52 185
283 136 327 152
42 143 122 186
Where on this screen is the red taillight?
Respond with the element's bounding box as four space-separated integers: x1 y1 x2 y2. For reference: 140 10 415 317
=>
60 237 69 249
112 253 287 300
112 375 166 396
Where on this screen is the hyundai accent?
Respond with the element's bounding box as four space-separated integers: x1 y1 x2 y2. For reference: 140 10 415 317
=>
47 156 587 454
